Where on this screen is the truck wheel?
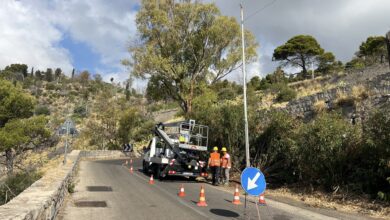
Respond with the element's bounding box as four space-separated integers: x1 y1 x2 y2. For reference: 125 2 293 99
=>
156 165 165 181
142 161 148 174
189 176 197 181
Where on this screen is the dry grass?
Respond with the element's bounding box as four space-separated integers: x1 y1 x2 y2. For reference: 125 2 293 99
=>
294 82 336 99
313 100 327 113
335 90 355 107
271 101 289 108
351 85 369 101
257 92 277 110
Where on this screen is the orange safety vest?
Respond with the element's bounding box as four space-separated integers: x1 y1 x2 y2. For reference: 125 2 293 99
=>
209 152 221 167
221 153 231 168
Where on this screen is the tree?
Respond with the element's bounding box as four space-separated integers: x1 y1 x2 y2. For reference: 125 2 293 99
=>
125 81 131 101
118 108 143 145
79 71 90 87
316 52 343 74
0 79 35 127
94 74 103 83
145 75 172 102
71 68 75 79
4 64 28 78
0 116 50 175
357 36 387 65
126 0 258 114
35 70 43 80
30 67 34 77
54 68 62 82
45 68 53 82
248 76 261 90
273 35 324 77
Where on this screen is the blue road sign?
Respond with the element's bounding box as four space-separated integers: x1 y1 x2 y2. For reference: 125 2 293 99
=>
241 167 266 196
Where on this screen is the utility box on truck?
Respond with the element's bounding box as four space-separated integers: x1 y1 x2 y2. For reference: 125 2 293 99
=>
142 120 209 180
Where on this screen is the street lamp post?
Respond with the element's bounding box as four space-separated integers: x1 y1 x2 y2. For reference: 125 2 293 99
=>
386 31 390 69
240 3 250 168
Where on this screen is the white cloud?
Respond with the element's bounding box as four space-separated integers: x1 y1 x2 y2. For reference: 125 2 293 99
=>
2 0 389 84
210 0 390 75
50 0 138 70
0 1 73 73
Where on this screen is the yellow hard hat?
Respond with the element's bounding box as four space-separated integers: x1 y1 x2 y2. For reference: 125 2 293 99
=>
221 147 227 152
213 146 218 151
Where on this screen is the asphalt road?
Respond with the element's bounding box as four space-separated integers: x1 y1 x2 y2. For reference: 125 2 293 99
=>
58 158 377 220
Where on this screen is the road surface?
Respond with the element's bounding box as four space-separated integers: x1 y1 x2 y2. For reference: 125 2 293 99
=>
58 158 379 220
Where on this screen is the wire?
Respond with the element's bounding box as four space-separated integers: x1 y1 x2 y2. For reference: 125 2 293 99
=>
244 0 277 22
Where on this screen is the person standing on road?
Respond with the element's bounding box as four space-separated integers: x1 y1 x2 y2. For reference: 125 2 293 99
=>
221 147 231 186
208 146 221 186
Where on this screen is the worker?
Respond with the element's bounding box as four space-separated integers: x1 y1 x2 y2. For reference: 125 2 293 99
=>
208 146 221 186
220 147 231 186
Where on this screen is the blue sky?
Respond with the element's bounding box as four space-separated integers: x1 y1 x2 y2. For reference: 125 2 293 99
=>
60 34 104 73
1 0 389 87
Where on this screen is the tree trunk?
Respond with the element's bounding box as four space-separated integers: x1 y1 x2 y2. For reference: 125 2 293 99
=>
301 55 308 77
187 81 195 114
5 148 14 176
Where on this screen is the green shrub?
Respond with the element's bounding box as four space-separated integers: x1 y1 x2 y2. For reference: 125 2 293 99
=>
0 171 42 205
68 181 75 193
35 105 51 115
73 105 87 118
295 113 362 190
273 84 297 102
45 82 56 90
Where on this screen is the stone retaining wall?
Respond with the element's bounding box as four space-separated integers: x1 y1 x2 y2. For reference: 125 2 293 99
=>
0 150 127 220
283 72 390 120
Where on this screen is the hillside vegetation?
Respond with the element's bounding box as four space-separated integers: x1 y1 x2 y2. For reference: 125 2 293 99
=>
0 1 389 216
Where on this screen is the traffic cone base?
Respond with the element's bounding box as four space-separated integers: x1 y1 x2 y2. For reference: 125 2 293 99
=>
197 186 208 207
178 184 186 197
259 193 266 206
149 174 155 184
232 185 241 205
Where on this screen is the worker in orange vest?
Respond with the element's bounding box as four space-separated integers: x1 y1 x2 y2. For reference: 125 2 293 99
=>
208 146 221 186
221 147 232 186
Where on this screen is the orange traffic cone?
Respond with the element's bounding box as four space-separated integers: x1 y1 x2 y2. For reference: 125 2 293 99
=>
232 184 241 205
258 193 266 206
178 184 186 197
129 165 133 174
149 174 155 184
197 185 208 207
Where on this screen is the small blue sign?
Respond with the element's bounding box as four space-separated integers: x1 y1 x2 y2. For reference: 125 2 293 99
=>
241 167 266 196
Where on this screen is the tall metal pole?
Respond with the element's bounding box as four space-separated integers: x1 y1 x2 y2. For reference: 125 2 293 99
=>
386 31 390 69
240 3 250 168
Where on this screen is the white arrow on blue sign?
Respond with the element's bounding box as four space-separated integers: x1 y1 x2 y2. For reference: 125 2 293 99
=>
240 167 266 196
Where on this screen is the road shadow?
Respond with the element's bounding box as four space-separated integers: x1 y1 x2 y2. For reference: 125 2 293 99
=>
273 214 292 220
210 209 240 218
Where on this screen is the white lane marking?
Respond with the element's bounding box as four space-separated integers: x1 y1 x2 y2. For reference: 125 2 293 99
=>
123 166 213 220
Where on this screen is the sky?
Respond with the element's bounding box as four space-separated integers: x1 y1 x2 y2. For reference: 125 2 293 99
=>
0 0 389 89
